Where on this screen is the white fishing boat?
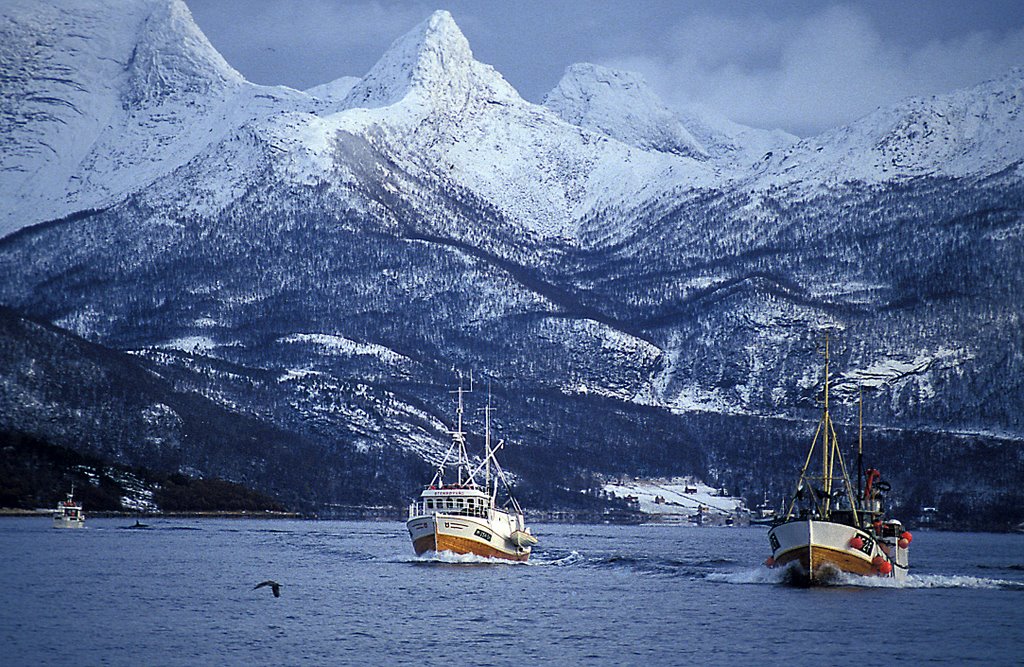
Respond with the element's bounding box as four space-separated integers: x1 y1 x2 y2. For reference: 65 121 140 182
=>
407 378 537 562
767 335 912 584
53 487 85 529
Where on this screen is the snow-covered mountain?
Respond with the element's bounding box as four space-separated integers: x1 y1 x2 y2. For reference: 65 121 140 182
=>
0 0 256 235
0 5 712 239
4 3 1021 239
1 0 1022 523
544 63 708 159
320 11 716 238
754 68 1024 187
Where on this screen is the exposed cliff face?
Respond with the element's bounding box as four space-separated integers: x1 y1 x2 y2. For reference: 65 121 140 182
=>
0 2 1022 521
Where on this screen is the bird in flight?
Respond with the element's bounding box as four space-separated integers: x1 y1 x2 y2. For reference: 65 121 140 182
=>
253 580 282 597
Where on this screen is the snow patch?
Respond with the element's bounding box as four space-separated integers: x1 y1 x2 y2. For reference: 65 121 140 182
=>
602 476 746 517
279 333 408 364
155 336 219 353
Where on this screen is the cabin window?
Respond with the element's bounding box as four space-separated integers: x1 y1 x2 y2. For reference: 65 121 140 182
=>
426 500 433 509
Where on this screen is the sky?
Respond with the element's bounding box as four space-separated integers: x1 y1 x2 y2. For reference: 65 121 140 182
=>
187 0 1024 137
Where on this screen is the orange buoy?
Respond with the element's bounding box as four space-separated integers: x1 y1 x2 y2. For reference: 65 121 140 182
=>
898 538 910 549
878 560 893 575
872 555 885 567
764 556 776 568
849 536 864 550
901 531 913 544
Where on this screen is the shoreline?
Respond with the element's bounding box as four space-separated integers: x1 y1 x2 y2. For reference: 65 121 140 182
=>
0 508 302 519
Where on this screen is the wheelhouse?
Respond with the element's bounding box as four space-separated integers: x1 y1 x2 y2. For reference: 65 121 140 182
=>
411 486 492 519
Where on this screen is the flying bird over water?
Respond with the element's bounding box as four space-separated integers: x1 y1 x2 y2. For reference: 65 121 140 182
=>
253 580 281 597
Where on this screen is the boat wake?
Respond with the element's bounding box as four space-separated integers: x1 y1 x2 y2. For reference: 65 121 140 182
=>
411 550 530 565
706 566 790 586
533 550 585 567
707 565 1024 590
834 572 1024 590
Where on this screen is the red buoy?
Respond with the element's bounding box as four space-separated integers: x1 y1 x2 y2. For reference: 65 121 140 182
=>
872 555 885 567
878 560 893 575
849 536 864 550
898 538 910 549
764 556 776 568
901 531 913 544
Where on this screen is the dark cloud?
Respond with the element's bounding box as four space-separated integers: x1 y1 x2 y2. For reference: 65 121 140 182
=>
187 0 1024 136
605 5 1024 136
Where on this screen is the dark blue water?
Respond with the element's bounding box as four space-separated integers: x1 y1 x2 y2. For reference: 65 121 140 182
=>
2 519 1022 666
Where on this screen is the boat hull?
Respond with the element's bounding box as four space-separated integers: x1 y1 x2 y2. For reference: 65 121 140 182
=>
53 516 84 529
769 519 907 584
407 514 530 562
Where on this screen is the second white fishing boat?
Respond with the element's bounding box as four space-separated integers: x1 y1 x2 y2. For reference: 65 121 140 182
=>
53 487 85 529
766 335 912 584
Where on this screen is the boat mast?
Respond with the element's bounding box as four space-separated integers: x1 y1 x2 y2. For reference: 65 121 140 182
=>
783 332 860 524
823 333 834 516
484 384 493 499
857 386 864 510
450 372 473 486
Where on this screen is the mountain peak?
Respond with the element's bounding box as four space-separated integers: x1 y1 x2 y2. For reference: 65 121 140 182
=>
419 10 469 50
544 63 707 159
342 10 519 110
124 0 243 108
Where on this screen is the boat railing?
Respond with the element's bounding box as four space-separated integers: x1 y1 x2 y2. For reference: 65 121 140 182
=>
410 501 491 520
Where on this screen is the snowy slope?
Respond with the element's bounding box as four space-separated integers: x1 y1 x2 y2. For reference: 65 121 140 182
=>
676 104 799 167
544 63 707 159
603 477 746 518
0 5 714 240
6 3 1019 242
543 64 801 172
755 68 1024 187
0 0 256 235
305 76 360 110
313 11 713 238
0 0 345 237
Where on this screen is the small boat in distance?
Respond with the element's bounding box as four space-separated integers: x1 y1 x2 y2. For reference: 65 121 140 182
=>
767 335 912 584
750 491 780 526
407 378 537 562
53 487 85 529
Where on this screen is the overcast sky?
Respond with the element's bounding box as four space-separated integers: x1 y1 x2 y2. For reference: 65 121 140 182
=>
188 0 1024 137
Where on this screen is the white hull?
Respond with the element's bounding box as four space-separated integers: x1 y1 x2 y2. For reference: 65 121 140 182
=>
769 519 908 583
407 512 531 561
53 516 85 529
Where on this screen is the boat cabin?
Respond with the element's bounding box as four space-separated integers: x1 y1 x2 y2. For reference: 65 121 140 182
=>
413 486 492 519
59 504 83 521
53 490 85 528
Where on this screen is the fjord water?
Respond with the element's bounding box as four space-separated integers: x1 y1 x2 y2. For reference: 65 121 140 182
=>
3 520 1022 666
